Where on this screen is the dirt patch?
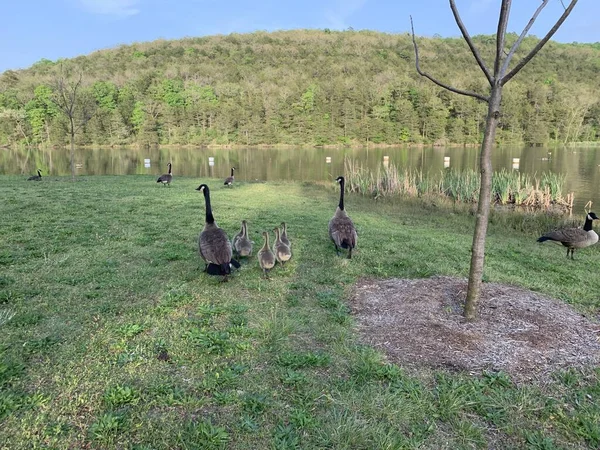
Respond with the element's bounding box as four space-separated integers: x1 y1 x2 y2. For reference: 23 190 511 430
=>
349 276 600 383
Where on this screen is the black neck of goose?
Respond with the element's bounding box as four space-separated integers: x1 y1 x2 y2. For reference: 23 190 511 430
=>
37 170 41 177
584 216 594 231
231 168 234 176
168 164 172 174
338 178 345 210
203 188 215 224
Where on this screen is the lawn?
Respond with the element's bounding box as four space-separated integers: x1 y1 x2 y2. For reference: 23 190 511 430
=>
1 175 599 449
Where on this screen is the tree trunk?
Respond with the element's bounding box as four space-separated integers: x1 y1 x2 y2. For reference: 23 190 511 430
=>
70 121 75 182
464 86 502 320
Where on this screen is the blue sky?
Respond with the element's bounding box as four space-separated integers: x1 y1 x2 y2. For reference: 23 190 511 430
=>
0 0 597 73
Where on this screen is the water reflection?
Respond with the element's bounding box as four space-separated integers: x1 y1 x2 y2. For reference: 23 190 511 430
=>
3 145 599 211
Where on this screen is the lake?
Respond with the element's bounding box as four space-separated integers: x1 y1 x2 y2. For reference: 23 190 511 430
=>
3 145 599 212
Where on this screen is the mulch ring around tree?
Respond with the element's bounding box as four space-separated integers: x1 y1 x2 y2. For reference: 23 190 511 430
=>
348 276 600 384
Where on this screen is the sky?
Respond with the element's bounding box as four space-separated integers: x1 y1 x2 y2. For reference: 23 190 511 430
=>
0 0 598 73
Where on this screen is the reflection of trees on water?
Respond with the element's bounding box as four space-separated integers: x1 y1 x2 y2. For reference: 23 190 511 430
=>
1 145 598 210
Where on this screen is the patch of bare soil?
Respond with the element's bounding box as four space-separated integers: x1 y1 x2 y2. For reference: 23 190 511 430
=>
349 276 600 383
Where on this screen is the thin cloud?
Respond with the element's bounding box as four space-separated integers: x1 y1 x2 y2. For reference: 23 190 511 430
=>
78 0 141 17
324 0 368 30
469 0 494 15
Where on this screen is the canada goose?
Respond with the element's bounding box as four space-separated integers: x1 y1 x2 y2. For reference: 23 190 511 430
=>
232 220 253 258
195 184 239 280
280 222 291 248
157 163 172 186
328 176 358 259
257 231 276 278
537 212 599 259
27 169 42 181
224 167 235 186
273 227 292 265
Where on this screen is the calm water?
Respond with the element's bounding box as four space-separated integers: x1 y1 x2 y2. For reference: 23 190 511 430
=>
3 145 599 211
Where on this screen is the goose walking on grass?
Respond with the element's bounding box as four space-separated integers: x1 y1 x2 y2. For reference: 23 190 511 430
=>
258 231 276 278
537 212 599 259
273 227 292 266
224 167 235 187
232 220 253 258
196 184 239 281
27 169 42 181
328 176 357 259
280 222 291 248
157 163 172 186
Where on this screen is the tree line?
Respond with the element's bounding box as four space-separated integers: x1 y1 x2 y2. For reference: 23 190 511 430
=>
0 29 599 147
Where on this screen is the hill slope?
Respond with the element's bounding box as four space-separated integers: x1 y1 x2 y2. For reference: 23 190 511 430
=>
1 29 599 146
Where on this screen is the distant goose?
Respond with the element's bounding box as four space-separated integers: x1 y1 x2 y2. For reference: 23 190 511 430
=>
27 169 42 181
328 176 358 258
157 163 172 186
280 222 291 248
224 167 235 186
273 227 292 265
232 220 253 258
196 184 239 280
537 212 599 259
257 231 276 278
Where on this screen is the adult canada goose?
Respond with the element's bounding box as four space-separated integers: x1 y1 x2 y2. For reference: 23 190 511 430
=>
232 220 253 258
257 231 276 278
157 163 172 186
27 169 42 181
537 212 599 259
328 176 358 259
195 184 239 280
280 222 291 248
273 227 292 265
224 167 235 186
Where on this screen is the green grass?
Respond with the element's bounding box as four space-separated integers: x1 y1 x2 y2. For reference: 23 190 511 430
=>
1 175 600 449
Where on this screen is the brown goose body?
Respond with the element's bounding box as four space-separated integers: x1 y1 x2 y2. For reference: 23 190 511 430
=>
328 176 357 258
538 212 599 259
27 169 42 181
157 163 172 186
257 231 276 277
232 220 253 257
273 227 292 265
196 184 236 279
224 167 235 186
280 222 291 248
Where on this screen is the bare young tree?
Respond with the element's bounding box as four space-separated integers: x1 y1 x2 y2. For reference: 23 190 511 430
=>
411 0 578 320
50 64 96 181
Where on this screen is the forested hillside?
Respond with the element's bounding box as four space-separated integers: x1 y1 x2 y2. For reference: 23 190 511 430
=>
1 29 599 147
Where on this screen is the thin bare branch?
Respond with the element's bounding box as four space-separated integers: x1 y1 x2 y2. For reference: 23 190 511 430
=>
502 0 578 85
494 0 511 77
410 16 489 103
499 0 550 80
449 0 493 85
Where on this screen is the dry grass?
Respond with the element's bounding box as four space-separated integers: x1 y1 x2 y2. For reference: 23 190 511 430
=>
344 157 574 211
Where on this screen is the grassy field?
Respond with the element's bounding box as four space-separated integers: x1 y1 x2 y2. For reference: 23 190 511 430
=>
1 175 599 449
